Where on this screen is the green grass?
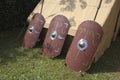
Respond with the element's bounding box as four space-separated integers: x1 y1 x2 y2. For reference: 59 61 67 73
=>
0 29 120 80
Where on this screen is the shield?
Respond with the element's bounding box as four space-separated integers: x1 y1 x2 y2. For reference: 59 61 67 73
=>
66 20 103 72
42 15 70 58
22 13 45 48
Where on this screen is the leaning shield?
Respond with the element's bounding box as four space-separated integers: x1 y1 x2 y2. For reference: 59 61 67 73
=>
66 20 103 72
22 13 45 48
42 15 70 58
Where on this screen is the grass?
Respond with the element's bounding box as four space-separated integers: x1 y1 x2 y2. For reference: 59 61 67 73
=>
0 29 120 80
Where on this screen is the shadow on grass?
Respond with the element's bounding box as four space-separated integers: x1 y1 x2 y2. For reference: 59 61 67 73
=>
0 0 41 64
0 28 43 65
88 36 120 73
0 29 26 64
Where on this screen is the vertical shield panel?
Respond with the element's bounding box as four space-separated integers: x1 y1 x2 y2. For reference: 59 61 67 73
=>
42 15 70 58
23 13 45 48
66 20 103 72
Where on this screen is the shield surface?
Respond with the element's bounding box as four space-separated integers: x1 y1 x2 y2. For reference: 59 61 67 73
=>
22 13 45 48
66 20 103 72
42 15 70 58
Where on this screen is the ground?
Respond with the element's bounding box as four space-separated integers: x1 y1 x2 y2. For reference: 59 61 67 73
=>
0 27 120 80
0 0 120 80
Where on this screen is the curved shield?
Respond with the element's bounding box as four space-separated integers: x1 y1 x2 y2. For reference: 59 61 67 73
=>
42 15 70 58
22 13 45 48
66 20 103 72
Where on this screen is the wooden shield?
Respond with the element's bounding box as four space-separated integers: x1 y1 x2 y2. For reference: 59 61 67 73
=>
66 20 103 72
22 13 45 48
42 15 70 58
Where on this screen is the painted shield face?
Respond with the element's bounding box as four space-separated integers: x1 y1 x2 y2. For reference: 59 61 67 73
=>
22 13 45 48
66 20 103 72
42 15 70 58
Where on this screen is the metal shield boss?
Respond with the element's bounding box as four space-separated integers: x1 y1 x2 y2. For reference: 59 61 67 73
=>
66 20 103 72
42 15 70 58
22 13 45 48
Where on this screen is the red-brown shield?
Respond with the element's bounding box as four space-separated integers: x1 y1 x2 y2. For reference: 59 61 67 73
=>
66 20 103 72
42 15 70 58
22 13 45 48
